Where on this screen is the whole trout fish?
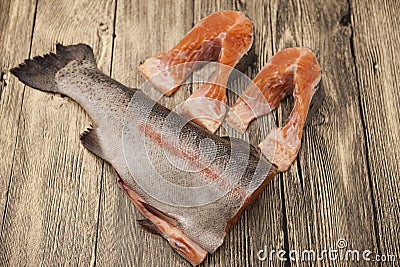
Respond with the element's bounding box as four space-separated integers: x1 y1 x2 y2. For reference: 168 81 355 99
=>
11 44 277 265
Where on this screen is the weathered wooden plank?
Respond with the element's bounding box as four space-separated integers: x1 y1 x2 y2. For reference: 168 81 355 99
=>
352 0 400 261
1 1 397 266
95 0 195 266
274 0 378 266
0 0 115 265
0 0 37 238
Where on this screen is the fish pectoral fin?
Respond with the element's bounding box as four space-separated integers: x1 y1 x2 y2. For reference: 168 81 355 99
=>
80 127 106 159
138 219 162 236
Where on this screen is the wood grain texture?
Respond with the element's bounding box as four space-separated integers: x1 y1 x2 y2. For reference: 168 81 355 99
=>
352 0 400 262
0 0 399 266
273 0 380 266
0 0 115 265
0 0 37 237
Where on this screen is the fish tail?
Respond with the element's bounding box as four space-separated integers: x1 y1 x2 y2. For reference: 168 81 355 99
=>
10 43 96 94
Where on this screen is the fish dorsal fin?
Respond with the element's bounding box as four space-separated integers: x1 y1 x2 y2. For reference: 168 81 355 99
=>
80 127 106 159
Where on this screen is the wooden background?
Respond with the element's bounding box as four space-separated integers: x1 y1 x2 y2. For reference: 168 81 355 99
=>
0 0 399 266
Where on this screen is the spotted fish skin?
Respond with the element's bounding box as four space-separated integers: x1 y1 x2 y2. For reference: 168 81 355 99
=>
11 44 277 265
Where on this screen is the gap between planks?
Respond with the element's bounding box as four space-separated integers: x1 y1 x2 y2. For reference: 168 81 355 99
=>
0 0 39 237
347 0 381 255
